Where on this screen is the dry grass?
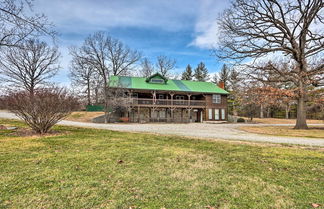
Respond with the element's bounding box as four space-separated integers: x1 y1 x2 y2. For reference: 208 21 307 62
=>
245 117 324 124
240 126 324 138
1 119 324 208
65 111 104 122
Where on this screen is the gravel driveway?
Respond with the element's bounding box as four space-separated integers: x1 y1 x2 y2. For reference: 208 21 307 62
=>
1 111 323 147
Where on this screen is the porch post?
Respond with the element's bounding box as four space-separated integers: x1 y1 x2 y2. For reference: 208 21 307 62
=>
203 94 207 121
152 91 156 105
187 94 191 107
169 92 174 122
169 92 174 106
137 106 140 122
152 107 156 122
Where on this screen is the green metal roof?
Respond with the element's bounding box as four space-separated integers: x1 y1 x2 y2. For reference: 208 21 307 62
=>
109 75 229 94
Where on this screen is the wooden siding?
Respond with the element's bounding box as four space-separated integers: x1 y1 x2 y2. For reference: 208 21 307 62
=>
204 95 228 121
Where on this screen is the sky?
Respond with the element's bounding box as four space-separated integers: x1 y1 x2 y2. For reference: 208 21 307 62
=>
33 0 231 85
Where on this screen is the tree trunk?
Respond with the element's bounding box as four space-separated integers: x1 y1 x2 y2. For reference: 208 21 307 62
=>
260 104 264 118
294 95 308 129
266 107 270 118
103 80 109 124
232 101 238 116
285 104 290 119
87 79 91 106
95 88 99 105
29 82 35 96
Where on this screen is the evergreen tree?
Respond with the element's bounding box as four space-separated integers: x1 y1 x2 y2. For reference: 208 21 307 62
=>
211 73 219 85
181 64 193 80
228 69 242 116
194 62 209 81
219 64 230 90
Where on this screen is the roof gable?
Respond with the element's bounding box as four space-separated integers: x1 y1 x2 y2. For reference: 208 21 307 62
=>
145 73 168 84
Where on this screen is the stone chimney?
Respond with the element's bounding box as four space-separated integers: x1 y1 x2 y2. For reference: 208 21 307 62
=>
218 81 225 89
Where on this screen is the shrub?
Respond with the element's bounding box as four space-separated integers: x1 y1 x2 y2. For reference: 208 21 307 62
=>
5 88 79 134
237 118 245 123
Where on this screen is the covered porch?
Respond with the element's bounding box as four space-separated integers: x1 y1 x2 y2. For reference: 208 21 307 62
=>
128 107 205 123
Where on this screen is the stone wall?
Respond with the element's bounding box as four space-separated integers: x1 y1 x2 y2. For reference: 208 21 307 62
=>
93 108 202 123
130 108 150 123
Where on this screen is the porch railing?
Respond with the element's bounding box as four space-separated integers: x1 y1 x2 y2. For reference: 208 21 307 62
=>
131 98 206 107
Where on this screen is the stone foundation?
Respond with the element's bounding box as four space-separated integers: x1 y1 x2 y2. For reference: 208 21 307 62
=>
93 108 203 123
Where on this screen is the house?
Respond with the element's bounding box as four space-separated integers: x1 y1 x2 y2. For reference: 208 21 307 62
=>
108 73 229 123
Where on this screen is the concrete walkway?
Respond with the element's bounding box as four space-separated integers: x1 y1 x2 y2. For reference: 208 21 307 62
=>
1 111 323 147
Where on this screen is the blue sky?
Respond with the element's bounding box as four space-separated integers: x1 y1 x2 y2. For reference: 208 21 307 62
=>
34 0 231 85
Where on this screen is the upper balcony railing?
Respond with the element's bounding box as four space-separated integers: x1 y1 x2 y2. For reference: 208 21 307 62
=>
131 98 206 107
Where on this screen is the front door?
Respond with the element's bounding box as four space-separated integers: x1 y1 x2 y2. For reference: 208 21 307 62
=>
196 109 202 122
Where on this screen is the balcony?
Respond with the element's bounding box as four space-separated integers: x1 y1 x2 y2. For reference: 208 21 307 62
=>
131 98 206 108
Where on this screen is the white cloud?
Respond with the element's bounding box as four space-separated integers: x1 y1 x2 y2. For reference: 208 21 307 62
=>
34 0 199 33
29 0 231 85
190 0 230 49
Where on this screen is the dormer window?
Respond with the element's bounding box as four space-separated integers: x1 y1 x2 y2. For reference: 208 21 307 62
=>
151 78 164 84
146 73 168 84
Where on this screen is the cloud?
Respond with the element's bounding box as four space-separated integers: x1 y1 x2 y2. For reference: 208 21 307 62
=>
30 0 230 85
34 0 199 33
190 0 230 49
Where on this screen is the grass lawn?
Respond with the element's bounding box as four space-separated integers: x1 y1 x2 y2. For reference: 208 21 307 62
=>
65 111 104 122
0 119 323 208
240 126 324 139
244 117 324 125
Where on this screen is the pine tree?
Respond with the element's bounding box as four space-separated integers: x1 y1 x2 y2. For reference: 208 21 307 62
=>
194 62 209 81
211 73 219 84
181 64 193 80
228 69 242 116
219 64 230 90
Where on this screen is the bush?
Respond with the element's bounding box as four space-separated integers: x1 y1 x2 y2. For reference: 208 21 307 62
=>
237 118 245 123
5 88 79 134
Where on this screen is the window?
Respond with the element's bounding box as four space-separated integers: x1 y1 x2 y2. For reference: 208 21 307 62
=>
175 95 184 100
158 94 164 99
175 95 185 105
221 109 226 120
159 110 166 118
215 109 219 120
208 109 213 120
212 94 221 104
150 79 164 83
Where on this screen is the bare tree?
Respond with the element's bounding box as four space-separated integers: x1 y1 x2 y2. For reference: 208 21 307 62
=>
216 0 324 129
5 87 79 134
139 58 154 77
239 81 261 121
69 47 95 105
107 36 141 76
76 32 141 122
91 72 104 105
0 0 55 48
0 39 60 95
156 55 176 77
